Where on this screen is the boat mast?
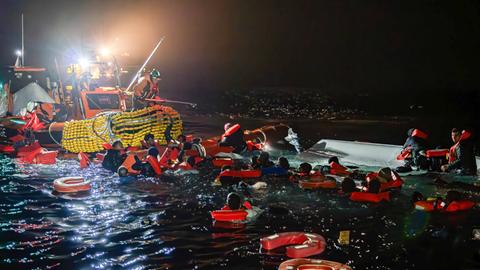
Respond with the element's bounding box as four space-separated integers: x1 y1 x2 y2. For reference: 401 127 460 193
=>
21 13 24 66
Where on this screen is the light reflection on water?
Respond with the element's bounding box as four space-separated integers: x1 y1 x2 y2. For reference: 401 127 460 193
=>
0 154 479 269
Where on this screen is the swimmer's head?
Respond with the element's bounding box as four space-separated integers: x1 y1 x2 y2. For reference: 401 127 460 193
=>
278 157 290 169
226 192 242 210
299 162 312 174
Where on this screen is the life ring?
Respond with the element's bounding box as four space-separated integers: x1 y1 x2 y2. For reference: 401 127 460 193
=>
278 258 352 270
53 177 91 193
211 210 248 222
260 232 326 258
414 200 475 212
350 191 390 203
299 180 337 190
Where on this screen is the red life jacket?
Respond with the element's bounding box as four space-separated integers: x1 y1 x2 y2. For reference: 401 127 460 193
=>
221 201 253 211
22 112 45 131
246 140 263 151
78 152 91 169
411 129 428 140
146 155 162 175
350 191 390 203
449 130 471 163
329 162 351 176
222 124 241 139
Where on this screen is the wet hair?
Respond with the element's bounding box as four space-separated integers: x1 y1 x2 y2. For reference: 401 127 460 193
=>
341 177 357 193
328 156 339 164
144 133 154 141
177 134 186 142
193 137 202 144
451 128 461 134
117 166 128 177
299 163 312 174
112 140 123 149
148 147 159 157
367 178 381 194
278 157 290 169
227 192 242 210
258 152 270 165
186 156 196 167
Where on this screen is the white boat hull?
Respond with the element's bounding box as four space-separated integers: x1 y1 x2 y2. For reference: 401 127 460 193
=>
300 139 480 172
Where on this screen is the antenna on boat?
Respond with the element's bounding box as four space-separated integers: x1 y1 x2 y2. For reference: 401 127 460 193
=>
125 37 165 93
21 13 24 66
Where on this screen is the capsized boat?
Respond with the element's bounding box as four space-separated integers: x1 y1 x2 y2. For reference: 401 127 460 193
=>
300 139 480 173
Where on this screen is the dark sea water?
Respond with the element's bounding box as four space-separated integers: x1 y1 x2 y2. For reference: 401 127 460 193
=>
1 117 479 270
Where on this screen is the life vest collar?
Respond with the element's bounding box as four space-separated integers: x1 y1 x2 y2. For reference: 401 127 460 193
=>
411 129 428 140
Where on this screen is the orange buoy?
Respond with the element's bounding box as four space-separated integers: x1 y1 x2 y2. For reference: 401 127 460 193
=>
260 232 326 258
53 177 91 193
278 258 352 270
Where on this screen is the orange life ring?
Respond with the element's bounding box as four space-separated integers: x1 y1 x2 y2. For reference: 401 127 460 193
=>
53 177 91 193
299 180 337 190
146 155 162 175
278 258 352 270
260 232 326 258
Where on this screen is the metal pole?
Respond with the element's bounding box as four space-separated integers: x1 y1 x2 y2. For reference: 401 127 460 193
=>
125 37 165 93
21 13 24 66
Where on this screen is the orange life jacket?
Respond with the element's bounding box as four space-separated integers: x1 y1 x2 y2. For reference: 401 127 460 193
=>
449 130 471 163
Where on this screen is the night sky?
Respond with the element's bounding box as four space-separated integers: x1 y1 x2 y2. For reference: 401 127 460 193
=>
1 0 480 103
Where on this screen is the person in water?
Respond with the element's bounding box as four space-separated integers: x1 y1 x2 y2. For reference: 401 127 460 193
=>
260 156 291 176
397 128 429 172
411 190 463 210
252 151 274 169
142 133 157 149
441 128 477 175
102 140 127 173
222 192 259 219
219 123 247 153
341 177 360 193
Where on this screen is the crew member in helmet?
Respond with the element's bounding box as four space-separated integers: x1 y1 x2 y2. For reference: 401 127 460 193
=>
133 68 161 109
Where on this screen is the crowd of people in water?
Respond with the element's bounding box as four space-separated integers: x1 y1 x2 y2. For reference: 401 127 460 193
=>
95 122 478 217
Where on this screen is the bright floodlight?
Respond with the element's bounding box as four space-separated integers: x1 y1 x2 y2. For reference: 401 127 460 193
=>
100 48 110 56
15 50 22 56
78 57 89 68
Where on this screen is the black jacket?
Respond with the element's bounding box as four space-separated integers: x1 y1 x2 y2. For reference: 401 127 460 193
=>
102 149 127 173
